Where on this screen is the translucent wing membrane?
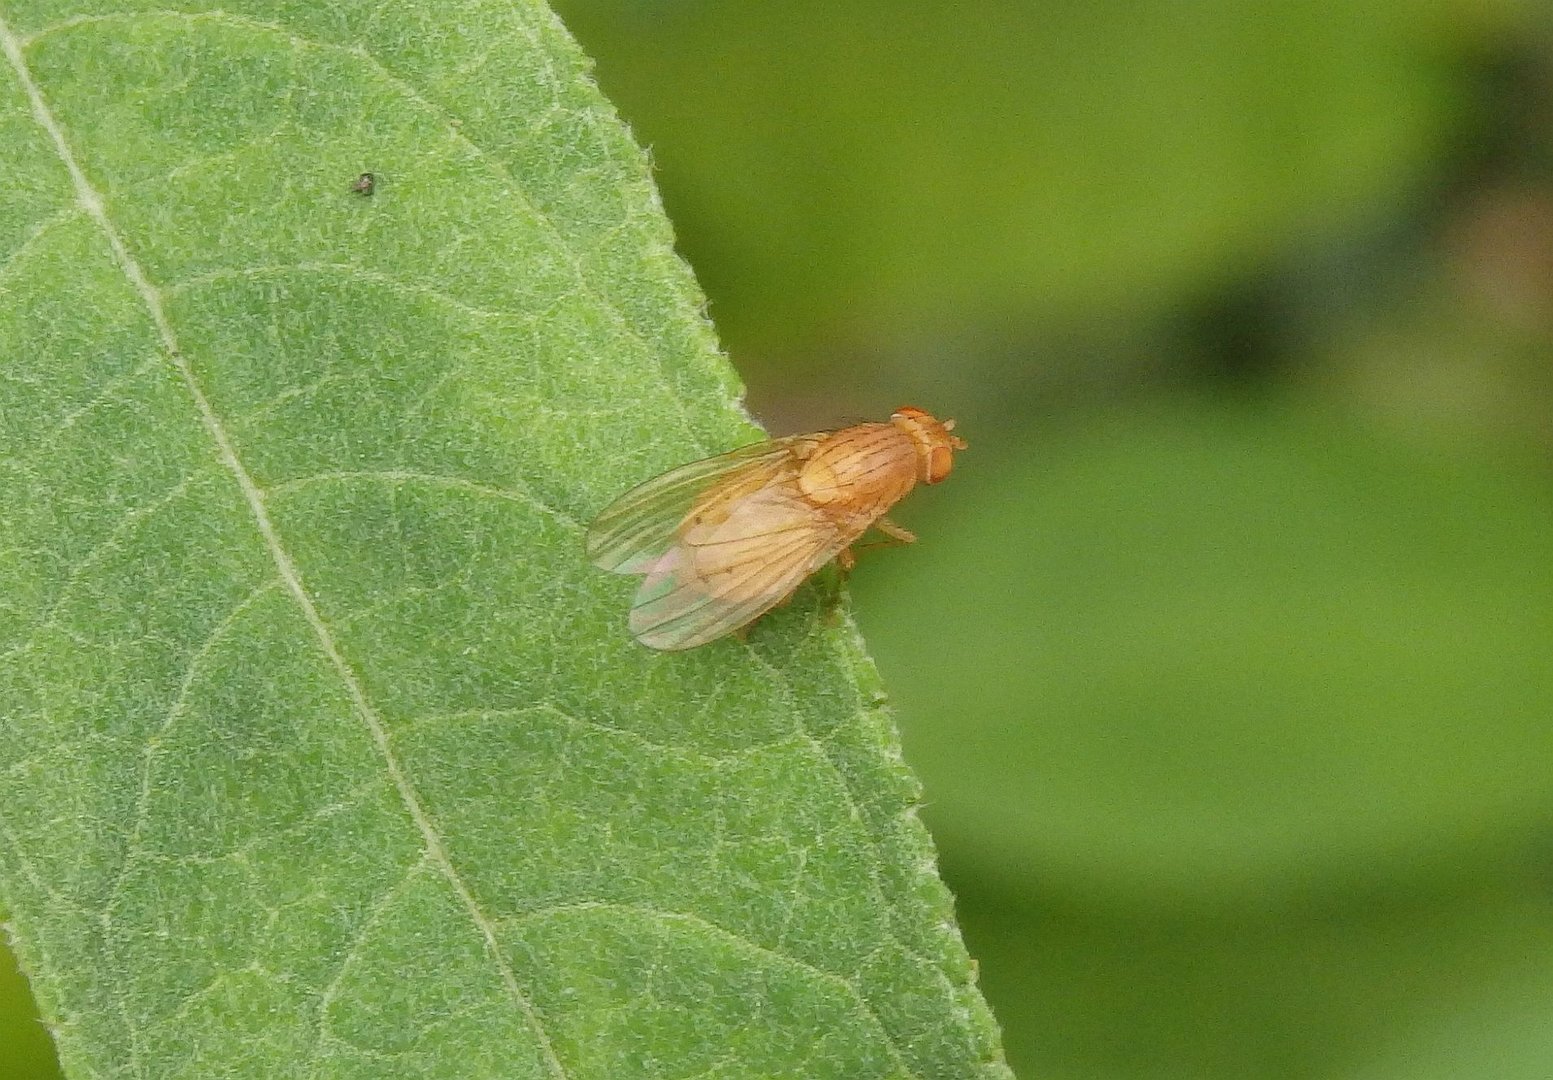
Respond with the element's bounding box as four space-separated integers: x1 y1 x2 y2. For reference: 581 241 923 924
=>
586 435 847 649
629 487 843 650
587 437 814 573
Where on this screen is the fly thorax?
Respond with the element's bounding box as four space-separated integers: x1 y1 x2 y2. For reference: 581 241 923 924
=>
796 425 916 512
796 457 846 505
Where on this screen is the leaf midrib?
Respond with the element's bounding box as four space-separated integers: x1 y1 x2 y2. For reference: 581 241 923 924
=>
0 14 570 1076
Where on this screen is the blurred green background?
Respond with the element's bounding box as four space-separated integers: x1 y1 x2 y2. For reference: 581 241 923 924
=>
7 1 1553 1077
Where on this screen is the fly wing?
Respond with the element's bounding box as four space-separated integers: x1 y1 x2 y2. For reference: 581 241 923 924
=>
587 436 816 574
626 484 847 650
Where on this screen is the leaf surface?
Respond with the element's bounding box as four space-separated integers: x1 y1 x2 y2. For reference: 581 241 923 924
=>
0 3 1008 1076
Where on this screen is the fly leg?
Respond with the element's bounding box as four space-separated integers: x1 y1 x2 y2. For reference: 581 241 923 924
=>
854 517 917 556
826 521 915 629
810 548 859 627
824 520 915 624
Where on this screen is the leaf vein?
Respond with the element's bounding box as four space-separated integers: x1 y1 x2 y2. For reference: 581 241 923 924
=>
0 468 216 664
0 203 82 284
504 901 916 1078
402 704 801 769
130 120 294 194
164 261 528 324
315 853 433 1044
267 468 580 529
31 351 164 447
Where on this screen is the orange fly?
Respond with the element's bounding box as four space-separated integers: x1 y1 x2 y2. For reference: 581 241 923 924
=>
587 406 966 650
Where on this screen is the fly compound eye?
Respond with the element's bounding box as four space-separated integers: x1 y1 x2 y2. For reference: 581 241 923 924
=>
925 445 954 484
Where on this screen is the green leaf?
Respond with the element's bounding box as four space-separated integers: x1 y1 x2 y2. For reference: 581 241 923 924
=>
0 3 1008 1077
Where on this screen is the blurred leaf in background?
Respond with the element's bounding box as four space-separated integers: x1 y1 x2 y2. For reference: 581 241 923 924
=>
0 941 57 1078
854 401 1553 1077
862 403 1553 896
556 0 1516 384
